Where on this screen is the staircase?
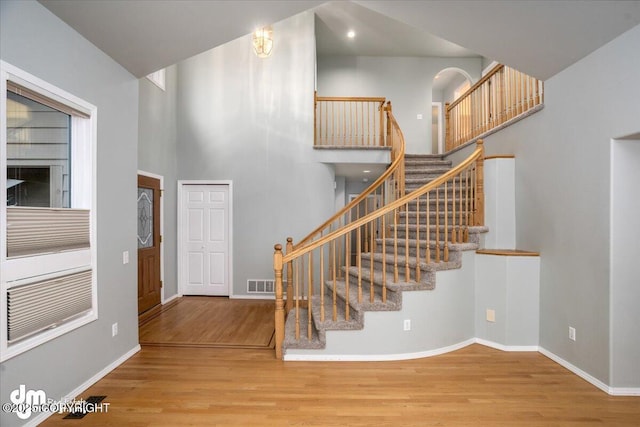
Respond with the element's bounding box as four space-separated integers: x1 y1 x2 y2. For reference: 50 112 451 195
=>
282 153 487 353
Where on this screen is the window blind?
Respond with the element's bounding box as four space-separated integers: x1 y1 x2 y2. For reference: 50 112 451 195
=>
7 269 92 343
6 207 90 257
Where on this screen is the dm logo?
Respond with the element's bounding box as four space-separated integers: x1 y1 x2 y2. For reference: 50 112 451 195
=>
10 385 46 420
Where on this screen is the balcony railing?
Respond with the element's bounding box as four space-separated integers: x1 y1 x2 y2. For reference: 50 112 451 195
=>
315 95 387 148
446 64 544 151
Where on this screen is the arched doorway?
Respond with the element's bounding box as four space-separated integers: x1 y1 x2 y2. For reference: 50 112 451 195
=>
432 68 472 154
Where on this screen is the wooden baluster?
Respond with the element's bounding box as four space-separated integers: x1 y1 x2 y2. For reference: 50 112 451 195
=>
426 191 431 264
435 186 441 263
320 245 325 322
314 93 317 146
332 240 337 322
357 226 362 303
363 199 369 252
415 195 421 282
464 168 470 242
337 232 343 279
345 232 350 321
458 174 463 243
405 201 410 281
501 67 507 124
381 213 387 303
370 217 375 303
294 257 300 340
444 181 449 262
286 237 294 312
274 244 284 359
379 101 384 146
445 102 451 151
451 176 457 244
393 209 399 282
476 139 485 226
307 252 312 340
470 163 476 226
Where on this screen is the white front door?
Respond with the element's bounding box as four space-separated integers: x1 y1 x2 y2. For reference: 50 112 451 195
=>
181 184 230 296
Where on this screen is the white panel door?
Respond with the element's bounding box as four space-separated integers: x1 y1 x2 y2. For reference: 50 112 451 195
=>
181 184 229 296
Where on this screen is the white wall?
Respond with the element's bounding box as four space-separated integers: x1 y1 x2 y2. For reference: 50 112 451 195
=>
317 56 481 154
0 2 139 426
480 24 640 385
176 11 335 297
610 138 640 387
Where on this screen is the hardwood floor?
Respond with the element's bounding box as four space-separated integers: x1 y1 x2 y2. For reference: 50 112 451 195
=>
41 344 640 426
139 297 275 349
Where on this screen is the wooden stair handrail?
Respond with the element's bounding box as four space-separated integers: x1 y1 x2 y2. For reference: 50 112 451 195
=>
295 101 405 249
283 142 484 263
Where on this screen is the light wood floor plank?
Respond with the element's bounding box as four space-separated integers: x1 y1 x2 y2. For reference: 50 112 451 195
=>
41 344 640 426
139 297 274 349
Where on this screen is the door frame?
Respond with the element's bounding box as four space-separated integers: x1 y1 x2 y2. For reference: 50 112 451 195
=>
177 180 233 298
137 170 165 304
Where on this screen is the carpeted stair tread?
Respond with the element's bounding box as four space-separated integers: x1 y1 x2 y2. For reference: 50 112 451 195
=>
326 278 401 312
283 307 324 350
310 293 364 333
344 265 436 293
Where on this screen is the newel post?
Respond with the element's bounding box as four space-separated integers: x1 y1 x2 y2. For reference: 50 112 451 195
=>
385 101 393 148
445 102 451 152
475 139 485 226
274 244 285 359
285 237 294 313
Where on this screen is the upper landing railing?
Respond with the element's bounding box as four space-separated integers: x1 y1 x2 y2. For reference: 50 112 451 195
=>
446 64 544 151
314 94 388 148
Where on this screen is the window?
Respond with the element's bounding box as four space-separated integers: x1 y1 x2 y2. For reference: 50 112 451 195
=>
146 68 166 91
0 61 97 362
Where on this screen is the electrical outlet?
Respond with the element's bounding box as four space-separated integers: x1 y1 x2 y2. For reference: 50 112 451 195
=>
112 323 118 337
569 326 576 341
403 319 411 331
486 309 496 322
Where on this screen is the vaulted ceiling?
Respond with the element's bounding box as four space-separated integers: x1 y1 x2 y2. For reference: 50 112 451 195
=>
39 0 640 80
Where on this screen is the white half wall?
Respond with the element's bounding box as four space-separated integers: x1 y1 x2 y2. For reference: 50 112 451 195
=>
483 157 516 249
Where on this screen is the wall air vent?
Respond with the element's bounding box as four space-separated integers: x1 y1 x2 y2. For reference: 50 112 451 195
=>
247 279 275 294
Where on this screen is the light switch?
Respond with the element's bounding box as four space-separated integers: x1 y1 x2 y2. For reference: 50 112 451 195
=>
123 251 129 264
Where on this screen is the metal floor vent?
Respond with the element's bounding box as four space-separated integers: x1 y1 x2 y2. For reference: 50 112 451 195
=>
63 395 106 419
247 279 275 294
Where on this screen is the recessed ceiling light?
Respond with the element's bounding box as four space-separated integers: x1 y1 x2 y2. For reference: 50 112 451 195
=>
347 30 356 39
363 170 370 173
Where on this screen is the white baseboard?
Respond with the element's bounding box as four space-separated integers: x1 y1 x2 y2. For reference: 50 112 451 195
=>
162 293 180 305
26 345 141 427
475 338 539 352
609 387 640 396
284 338 475 361
537 347 634 396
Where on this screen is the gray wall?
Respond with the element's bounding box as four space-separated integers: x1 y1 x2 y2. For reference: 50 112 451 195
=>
0 1 139 426
317 56 482 154
176 11 334 297
138 65 179 300
478 24 640 385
